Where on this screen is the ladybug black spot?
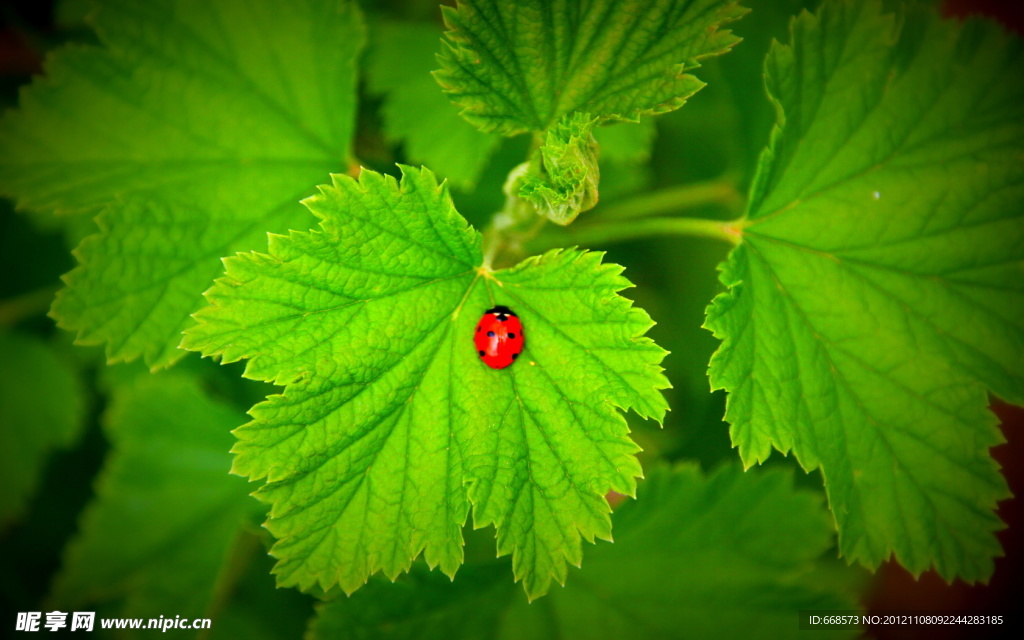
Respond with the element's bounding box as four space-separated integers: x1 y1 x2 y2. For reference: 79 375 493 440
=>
512 352 519 360
476 326 480 332
487 331 495 337
507 332 515 339
478 350 485 357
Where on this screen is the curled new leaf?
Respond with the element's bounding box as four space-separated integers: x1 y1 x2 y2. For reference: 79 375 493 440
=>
518 113 601 225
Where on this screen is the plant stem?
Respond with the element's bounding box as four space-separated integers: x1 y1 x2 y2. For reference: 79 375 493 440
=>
481 161 545 269
198 527 262 640
532 216 744 251
0 284 59 326
486 144 744 264
593 175 742 220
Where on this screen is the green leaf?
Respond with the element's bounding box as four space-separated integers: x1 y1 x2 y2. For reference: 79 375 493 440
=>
435 0 747 135
50 373 257 620
594 118 657 165
365 19 502 189
519 112 601 225
0 0 364 367
182 165 668 599
309 565 516 640
705 0 1022 581
207 548 315 640
0 330 84 528
364 16 659 196
590 120 658 201
309 464 861 640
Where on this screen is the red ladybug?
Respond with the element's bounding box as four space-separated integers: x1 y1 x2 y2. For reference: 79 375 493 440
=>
474 305 524 369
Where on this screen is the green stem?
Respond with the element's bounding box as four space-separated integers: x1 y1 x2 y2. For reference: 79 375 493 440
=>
481 160 546 269
487 136 747 265
198 527 261 640
0 285 60 326
593 175 742 220
533 216 743 251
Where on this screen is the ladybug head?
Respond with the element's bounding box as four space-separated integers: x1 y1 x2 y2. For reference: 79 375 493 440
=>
486 305 516 317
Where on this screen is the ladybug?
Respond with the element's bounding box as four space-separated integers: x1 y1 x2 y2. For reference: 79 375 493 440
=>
474 305 524 369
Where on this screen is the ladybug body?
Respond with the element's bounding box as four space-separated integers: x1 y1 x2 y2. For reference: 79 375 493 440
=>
474 305 524 369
